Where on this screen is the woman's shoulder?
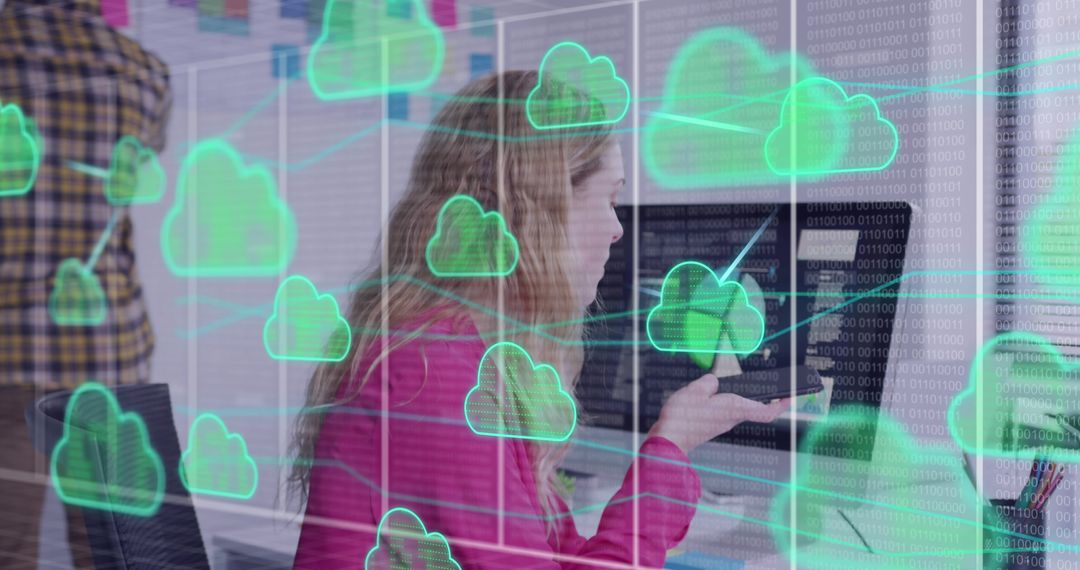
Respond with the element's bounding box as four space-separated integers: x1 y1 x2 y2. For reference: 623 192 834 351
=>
392 308 486 363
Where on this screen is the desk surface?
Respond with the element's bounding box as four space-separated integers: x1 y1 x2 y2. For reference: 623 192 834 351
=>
211 476 1076 569
213 524 298 569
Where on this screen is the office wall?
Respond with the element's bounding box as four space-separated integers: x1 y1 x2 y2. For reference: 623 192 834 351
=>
119 0 1080 564
127 0 553 552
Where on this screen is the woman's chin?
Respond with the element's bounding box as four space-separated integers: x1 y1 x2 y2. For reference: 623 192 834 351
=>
580 285 601 309
574 272 605 309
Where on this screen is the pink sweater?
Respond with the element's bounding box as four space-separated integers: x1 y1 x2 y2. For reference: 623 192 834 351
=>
294 313 701 569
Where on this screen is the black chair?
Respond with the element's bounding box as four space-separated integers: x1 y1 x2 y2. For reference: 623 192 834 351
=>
26 383 210 569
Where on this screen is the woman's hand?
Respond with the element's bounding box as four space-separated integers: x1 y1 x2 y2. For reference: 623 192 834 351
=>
648 374 790 455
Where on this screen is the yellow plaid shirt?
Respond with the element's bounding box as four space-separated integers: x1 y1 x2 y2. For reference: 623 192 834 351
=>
0 0 171 388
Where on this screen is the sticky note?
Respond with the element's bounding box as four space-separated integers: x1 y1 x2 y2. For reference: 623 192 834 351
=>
389 93 409 120
386 0 412 19
199 14 249 35
224 0 248 18
272 44 301 79
469 5 493 37
101 0 129 27
432 0 457 28
469 53 493 79
280 0 306 18
198 0 224 16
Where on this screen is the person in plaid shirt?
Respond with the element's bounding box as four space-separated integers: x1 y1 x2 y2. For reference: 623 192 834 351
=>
0 0 171 566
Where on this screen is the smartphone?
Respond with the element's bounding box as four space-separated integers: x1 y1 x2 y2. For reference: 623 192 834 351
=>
713 365 824 403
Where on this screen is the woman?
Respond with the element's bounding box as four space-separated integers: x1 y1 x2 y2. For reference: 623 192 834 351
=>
291 71 787 569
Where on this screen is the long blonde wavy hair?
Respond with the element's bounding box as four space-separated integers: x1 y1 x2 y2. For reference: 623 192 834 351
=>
289 70 614 532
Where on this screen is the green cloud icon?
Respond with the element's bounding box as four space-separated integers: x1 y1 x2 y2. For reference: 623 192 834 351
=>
770 406 1009 568
105 136 166 205
525 41 630 130
766 77 898 175
48 258 107 327
642 28 841 189
263 275 352 362
1022 122 1080 297
948 331 1080 462
180 413 258 500
687 272 766 370
647 261 765 355
307 0 445 100
161 139 296 277
51 382 165 517
425 195 519 278
0 100 42 197
465 341 576 442
365 508 461 570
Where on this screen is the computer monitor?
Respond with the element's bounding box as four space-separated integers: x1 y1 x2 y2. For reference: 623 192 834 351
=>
572 202 911 483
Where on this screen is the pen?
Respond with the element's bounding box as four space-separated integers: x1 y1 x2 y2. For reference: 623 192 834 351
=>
1017 476 1036 509
837 509 875 554
1033 462 1055 508
1032 456 1050 507
1026 452 1041 480
1017 453 1046 508
1034 465 1067 511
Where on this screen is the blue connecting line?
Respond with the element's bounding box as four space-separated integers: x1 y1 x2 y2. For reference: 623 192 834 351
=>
84 209 121 271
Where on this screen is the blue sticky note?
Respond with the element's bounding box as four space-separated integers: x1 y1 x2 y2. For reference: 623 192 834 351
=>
272 44 300 79
469 53 493 79
386 0 411 19
306 0 326 23
198 0 224 16
469 6 493 37
388 93 409 120
198 14 249 35
305 0 326 43
280 0 306 18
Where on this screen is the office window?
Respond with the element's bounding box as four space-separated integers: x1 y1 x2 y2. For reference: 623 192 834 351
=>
995 0 1080 356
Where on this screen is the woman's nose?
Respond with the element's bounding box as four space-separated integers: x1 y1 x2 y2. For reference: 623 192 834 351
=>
611 219 624 244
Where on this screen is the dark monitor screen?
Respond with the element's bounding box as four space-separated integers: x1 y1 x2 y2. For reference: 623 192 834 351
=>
578 202 911 459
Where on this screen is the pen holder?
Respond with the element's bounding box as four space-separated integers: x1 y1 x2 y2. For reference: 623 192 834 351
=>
984 499 1045 570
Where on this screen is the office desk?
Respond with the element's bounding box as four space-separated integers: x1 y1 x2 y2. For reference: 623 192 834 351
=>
674 493 861 569
662 478 996 569
204 493 903 569
573 489 822 568
211 477 1073 569
213 525 298 570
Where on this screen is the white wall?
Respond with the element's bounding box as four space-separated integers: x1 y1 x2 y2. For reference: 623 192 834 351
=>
121 0 1080 566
